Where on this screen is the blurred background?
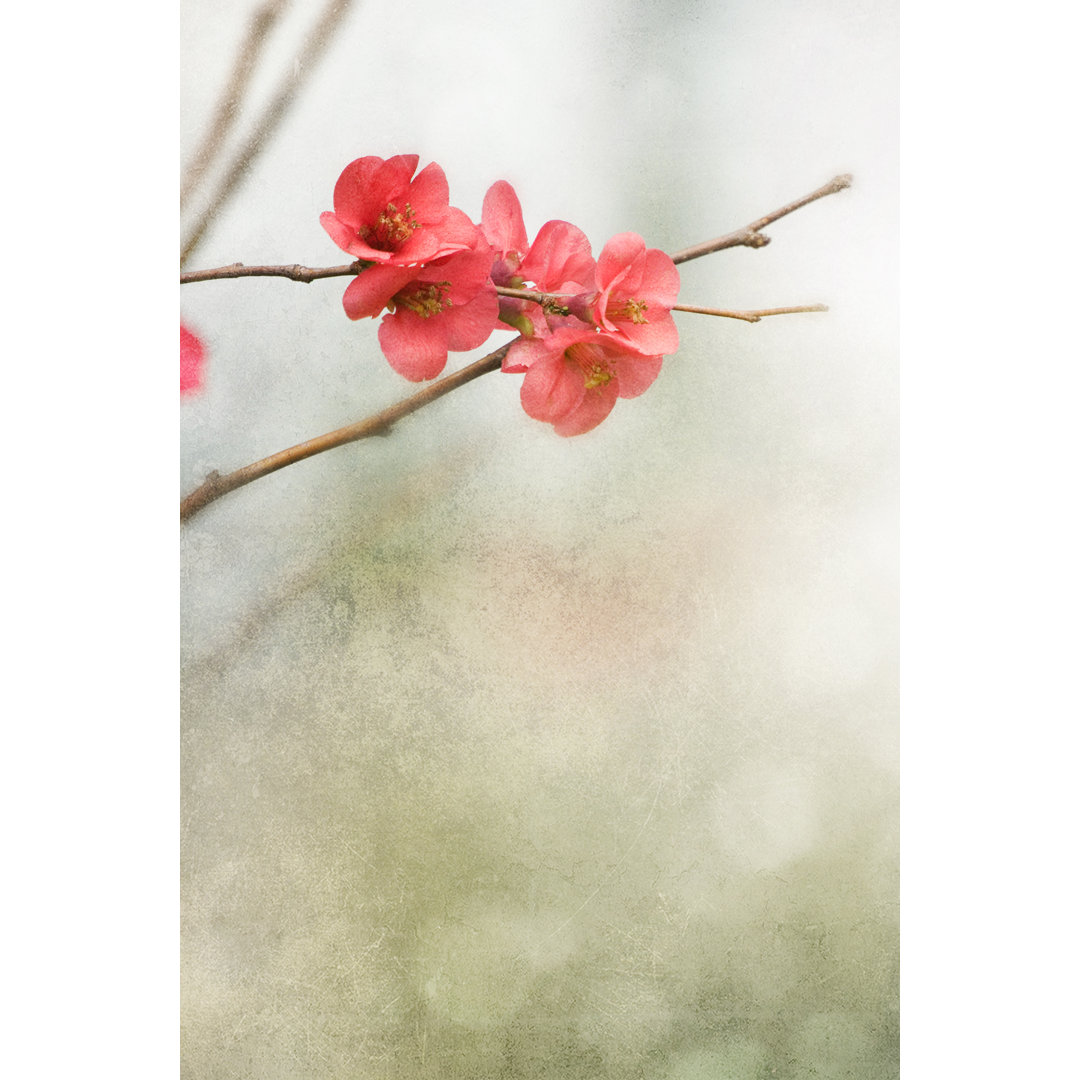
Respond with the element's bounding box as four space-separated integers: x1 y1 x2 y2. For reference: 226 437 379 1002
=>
180 1 898 1076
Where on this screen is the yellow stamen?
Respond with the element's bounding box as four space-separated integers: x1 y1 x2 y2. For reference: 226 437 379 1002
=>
610 297 649 324
359 201 420 250
566 341 615 389
395 281 451 318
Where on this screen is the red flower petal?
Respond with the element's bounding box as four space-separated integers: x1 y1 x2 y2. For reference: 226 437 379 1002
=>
640 248 680 304
519 220 595 293
331 156 387 226
482 180 529 256
520 353 585 424
612 350 664 399
438 206 483 250
405 160 451 223
377 309 451 381
616 314 679 356
502 335 550 373
319 210 362 255
552 383 618 436
390 230 444 265
366 155 421 216
423 246 495 302
443 287 499 351
342 265 418 320
595 232 646 292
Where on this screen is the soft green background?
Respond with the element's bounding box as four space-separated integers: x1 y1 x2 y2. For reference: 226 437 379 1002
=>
181 1 898 1075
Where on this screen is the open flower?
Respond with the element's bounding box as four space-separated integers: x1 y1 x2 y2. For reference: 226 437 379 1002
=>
576 232 680 355
320 154 477 266
341 247 499 381
504 326 664 436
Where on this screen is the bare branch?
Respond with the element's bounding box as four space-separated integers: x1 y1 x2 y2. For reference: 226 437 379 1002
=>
180 176 851 522
180 0 356 267
669 174 852 264
180 0 291 210
180 342 513 522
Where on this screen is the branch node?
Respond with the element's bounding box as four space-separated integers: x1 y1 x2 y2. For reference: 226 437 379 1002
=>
747 232 771 249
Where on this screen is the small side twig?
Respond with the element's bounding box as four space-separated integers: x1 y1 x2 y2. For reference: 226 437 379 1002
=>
672 303 829 323
180 0 291 210
669 174 852 264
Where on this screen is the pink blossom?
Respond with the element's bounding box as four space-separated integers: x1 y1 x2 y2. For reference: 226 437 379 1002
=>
342 247 499 382
480 180 595 336
481 180 529 286
180 323 205 396
577 232 680 355
505 326 664 437
517 219 595 296
320 154 477 266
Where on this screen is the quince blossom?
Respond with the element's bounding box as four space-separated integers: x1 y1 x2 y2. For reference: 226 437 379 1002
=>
342 247 499 382
574 232 680 355
321 154 477 266
505 326 664 437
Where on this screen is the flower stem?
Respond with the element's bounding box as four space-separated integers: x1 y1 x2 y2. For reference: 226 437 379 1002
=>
672 303 829 323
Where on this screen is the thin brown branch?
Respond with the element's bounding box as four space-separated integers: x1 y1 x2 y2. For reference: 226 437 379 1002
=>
181 261 360 284
180 0 291 210
669 174 852 264
180 341 513 522
180 0 356 267
672 303 829 323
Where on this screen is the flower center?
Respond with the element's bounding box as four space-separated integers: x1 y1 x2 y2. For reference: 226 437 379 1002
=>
609 297 649 324
566 341 615 390
394 281 451 318
360 201 419 251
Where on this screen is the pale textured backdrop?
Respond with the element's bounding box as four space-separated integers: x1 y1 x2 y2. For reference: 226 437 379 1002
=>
181 1 898 1075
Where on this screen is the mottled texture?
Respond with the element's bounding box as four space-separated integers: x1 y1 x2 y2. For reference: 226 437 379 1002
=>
181 0 898 1075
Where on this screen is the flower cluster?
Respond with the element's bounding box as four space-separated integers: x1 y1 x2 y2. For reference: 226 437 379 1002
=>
322 155 680 436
